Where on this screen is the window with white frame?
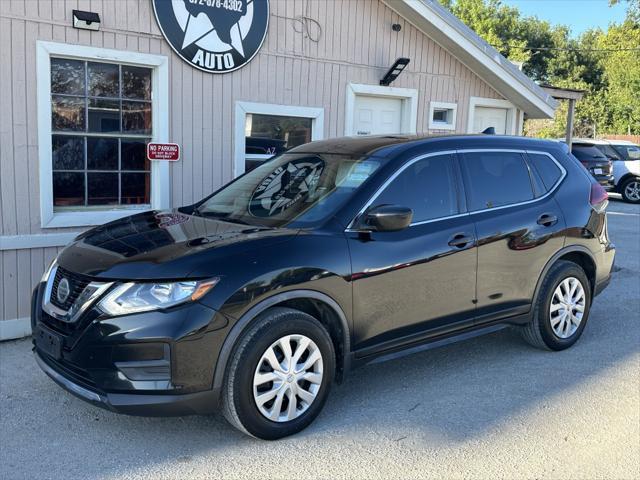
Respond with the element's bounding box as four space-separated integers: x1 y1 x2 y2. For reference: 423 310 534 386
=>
37 42 169 228
50 58 152 208
428 101 457 130
235 102 324 176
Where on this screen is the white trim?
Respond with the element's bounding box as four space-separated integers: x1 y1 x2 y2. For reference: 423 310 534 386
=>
0 317 31 341
234 102 325 177
0 232 81 251
428 101 458 131
36 41 170 229
467 97 517 135
382 0 557 119
344 83 418 136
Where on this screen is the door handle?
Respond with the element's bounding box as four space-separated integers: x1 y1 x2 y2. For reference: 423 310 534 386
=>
537 213 558 227
448 233 473 248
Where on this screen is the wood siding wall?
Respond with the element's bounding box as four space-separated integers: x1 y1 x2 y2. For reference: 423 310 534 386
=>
0 0 504 329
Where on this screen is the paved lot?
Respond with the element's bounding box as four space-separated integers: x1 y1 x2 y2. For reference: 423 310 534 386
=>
1 196 639 480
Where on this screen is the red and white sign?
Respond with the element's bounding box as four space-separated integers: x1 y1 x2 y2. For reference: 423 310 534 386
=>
147 143 180 161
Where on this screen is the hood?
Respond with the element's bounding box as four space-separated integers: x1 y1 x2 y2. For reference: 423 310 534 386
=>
56 210 299 280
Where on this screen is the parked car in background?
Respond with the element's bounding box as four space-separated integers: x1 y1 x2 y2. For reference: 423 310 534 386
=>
568 139 640 203
568 143 614 189
32 135 615 439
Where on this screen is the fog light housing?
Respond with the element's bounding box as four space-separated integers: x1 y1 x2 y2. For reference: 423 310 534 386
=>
114 343 171 381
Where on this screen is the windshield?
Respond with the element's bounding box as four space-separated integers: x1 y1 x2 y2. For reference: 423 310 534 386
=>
195 153 383 228
612 144 640 160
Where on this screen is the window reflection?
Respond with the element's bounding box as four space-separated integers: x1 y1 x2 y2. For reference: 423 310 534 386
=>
50 58 153 209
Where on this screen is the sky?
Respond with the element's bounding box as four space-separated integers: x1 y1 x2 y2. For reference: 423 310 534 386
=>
501 0 629 37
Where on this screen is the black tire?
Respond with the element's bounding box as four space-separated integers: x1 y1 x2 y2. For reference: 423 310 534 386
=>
221 307 335 440
620 177 640 204
521 260 592 351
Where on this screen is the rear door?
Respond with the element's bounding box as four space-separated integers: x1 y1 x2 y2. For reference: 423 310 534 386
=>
348 152 478 355
458 149 566 323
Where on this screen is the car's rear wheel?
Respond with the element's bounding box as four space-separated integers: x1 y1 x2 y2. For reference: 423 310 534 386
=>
222 307 335 439
620 177 640 203
522 260 592 350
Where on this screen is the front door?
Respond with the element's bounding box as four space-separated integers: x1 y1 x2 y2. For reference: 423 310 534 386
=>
458 150 566 321
348 153 478 356
352 95 403 136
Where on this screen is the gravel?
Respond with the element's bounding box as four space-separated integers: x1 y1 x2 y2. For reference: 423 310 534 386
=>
1 195 638 480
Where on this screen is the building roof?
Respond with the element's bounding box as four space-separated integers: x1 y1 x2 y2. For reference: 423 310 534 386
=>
383 0 559 118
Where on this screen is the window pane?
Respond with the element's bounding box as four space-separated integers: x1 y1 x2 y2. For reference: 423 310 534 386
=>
528 153 563 190
433 109 448 122
121 139 149 170
121 172 150 204
88 98 120 133
122 101 152 134
122 66 151 100
88 62 119 97
460 152 534 211
87 137 118 170
52 135 84 170
88 173 118 205
245 114 312 151
53 172 85 206
51 58 85 95
374 155 458 222
52 96 86 131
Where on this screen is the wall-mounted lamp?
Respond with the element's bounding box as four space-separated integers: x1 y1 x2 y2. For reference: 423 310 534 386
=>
73 10 101 31
392 23 402 32
380 58 410 86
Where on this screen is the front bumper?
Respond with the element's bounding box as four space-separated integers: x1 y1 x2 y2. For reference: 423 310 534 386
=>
31 282 229 416
34 350 220 415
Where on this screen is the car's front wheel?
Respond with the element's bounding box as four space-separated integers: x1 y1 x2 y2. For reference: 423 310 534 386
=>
620 177 640 204
522 260 591 350
222 307 335 439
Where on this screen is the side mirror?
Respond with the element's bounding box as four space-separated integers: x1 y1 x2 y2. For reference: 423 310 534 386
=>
360 205 413 232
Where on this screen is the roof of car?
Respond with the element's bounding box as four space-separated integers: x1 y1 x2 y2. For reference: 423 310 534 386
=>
289 134 563 157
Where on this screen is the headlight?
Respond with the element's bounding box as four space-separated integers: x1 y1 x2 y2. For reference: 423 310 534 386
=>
98 278 219 316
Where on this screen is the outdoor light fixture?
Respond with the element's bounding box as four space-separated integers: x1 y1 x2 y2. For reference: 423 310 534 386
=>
380 57 410 86
72 10 101 31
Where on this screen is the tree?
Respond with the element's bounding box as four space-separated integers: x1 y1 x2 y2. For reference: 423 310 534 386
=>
439 0 640 135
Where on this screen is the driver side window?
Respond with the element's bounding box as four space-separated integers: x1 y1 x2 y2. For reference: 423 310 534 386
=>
373 154 460 223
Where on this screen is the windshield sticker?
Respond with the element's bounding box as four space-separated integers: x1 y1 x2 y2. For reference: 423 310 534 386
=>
339 161 380 188
249 158 325 217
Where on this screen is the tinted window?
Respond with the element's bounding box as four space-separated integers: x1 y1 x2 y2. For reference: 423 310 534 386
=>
612 144 640 160
572 145 607 162
373 154 458 223
527 153 563 191
594 144 622 160
460 151 534 211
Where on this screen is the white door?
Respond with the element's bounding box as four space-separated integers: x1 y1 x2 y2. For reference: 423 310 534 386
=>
472 106 508 134
352 95 403 136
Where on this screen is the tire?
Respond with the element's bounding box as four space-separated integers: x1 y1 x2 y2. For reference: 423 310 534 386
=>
620 177 640 204
521 260 592 351
222 307 335 440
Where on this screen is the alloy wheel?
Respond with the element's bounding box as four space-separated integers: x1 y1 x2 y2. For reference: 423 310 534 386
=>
549 277 586 339
253 334 324 422
624 180 640 202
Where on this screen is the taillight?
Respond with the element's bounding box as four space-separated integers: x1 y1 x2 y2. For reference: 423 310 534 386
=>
590 182 608 212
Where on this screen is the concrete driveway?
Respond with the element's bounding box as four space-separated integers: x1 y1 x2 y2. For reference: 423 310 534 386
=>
1 196 639 480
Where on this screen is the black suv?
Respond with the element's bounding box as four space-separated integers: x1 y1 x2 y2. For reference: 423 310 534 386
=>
571 143 614 187
32 135 615 439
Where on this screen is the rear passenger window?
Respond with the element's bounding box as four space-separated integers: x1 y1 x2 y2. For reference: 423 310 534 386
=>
460 151 534 211
373 154 459 223
527 153 563 190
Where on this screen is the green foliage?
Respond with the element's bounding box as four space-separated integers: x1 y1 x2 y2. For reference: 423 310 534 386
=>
439 0 640 135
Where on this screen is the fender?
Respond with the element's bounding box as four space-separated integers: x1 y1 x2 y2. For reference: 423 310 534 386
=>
211 290 351 393
531 245 597 307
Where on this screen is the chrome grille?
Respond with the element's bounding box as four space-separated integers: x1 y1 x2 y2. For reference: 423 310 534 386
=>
50 267 91 311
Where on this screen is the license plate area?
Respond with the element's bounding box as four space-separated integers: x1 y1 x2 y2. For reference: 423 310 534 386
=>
593 168 603 175
34 325 63 360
